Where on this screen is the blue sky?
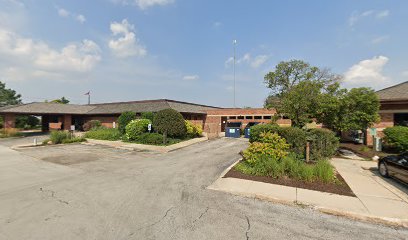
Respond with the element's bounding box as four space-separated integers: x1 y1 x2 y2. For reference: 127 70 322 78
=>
1 0 407 107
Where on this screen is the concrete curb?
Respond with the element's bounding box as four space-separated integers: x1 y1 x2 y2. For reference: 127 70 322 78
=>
208 160 408 228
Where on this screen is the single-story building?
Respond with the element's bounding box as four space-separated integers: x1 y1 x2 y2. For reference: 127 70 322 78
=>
367 81 408 145
0 99 289 138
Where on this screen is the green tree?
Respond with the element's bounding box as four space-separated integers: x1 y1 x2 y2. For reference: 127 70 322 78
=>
277 81 323 128
0 81 22 107
264 60 340 97
50 97 70 104
153 109 186 143
118 111 136 135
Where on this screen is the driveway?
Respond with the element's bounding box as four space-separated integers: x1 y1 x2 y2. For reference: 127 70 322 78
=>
0 138 407 240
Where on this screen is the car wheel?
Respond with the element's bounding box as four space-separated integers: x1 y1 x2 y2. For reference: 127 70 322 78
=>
378 161 389 177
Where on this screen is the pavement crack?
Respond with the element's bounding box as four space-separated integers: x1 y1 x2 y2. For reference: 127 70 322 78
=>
135 206 174 231
245 215 251 240
39 188 69 205
192 207 209 225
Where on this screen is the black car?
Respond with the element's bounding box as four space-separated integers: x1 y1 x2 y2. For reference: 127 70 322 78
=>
378 152 408 184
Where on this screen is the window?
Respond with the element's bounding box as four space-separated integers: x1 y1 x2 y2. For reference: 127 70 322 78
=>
394 113 408 127
229 116 236 119
254 116 262 119
263 115 272 119
245 116 253 119
238 116 244 119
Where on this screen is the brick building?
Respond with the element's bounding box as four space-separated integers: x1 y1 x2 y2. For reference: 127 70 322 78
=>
366 81 408 145
0 99 286 138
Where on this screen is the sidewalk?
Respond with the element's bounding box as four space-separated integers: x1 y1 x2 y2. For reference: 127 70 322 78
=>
208 158 408 227
84 137 208 153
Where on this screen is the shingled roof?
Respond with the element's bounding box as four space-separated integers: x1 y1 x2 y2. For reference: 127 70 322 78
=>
376 81 408 101
0 99 221 115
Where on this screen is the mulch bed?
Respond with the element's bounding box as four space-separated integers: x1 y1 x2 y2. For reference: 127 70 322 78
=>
223 167 356 197
339 142 391 159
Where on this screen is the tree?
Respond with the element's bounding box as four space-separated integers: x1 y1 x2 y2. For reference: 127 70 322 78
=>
118 111 136 135
0 81 22 107
50 97 70 104
264 60 341 97
277 81 323 128
153 109 186 143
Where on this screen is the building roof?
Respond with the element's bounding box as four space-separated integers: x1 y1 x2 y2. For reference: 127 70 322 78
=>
0 99 221 115
376 81 408 101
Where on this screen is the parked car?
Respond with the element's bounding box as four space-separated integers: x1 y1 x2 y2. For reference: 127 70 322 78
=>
378 152 408 184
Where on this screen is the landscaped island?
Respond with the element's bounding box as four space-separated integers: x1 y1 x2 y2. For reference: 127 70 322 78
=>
225 124 355 196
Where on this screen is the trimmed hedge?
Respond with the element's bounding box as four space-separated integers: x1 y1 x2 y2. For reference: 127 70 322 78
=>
153 109 187 138
84 128 121 141
125 119 152 140
118 111 136 135
383 126 408 152
135 133 164 145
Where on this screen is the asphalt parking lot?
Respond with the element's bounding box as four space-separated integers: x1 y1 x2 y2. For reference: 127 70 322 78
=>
0 137 407 240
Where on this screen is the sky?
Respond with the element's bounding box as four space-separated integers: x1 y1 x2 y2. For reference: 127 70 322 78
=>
0 0 407 107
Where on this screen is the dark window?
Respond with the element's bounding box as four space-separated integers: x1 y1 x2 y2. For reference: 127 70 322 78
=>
238 116 244 119
245 116 253 119
229 116 236 119
254 116 262 119
394 113 408 127
263 115 272 119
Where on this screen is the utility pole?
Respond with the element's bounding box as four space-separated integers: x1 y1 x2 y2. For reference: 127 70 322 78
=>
233 39 237 108
84 91 91 105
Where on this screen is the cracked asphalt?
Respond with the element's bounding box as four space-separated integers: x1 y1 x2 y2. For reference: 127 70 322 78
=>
0 137 407 240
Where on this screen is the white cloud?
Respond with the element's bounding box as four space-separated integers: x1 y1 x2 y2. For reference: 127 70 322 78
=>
225 53 269 68
76 14 86 24
0 28 101 82
108 19 147 58
349 9 389 27
344 56 390 85
58 8 70 17
213 21 222 28
182 75 199 81
112 0 174 10
371 35 389 44
56 7 86 24
376 10 389 19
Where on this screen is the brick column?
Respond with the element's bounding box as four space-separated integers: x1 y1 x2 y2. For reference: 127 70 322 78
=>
63 114 72 130
4 113 16 129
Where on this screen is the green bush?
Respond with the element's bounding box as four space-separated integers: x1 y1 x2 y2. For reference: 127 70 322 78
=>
249 124 280 143
242 132 289 165
83 120 102 131
16 115 40 129
50 131 70 144
135 133 164 145
125 119 152 140
185 120 202 138
118 111 136 135
141 112 155 122
383 126 408 152
279 127 308 157
84 128 121 141
153 109 187 138
307 128 339 161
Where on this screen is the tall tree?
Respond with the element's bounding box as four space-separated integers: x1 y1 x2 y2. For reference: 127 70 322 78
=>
50 97 70 104
264 60 341 97
0 81 22 107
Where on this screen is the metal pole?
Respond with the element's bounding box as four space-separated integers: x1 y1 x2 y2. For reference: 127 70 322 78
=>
233 40 236 108
88 93 90 105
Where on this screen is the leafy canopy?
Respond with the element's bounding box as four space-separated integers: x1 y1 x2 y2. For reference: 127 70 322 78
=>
0 81 22 107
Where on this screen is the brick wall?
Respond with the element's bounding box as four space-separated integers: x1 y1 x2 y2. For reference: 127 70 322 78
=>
3 113 15 128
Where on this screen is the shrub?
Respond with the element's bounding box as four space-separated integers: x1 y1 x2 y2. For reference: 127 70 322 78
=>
279 127 308 157
84 128 121 141
185 121 203 138
383 126 408 152
313 160 335 183
82 120 102 131
0 128 22 138
307 128 339 161
249 124 280 143
118 111 136 135
242 132 289 165
50 131 70 144
153 109 187 138
141 112 155 122
125 119 152 140
135 133 164 145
